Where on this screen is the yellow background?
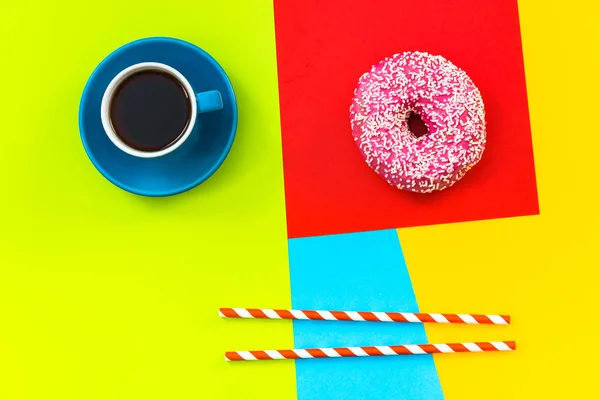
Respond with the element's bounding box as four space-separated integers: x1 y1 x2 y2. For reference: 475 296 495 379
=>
402 0 600 398
0 1 296 399
1 0 599 399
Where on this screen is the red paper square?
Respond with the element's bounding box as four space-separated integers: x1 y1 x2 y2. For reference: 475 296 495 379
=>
275 0 539 239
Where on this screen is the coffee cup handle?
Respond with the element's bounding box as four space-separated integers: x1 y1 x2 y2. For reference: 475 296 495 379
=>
196 90 223 113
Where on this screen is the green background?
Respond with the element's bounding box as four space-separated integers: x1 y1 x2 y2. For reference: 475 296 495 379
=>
0 1 296 399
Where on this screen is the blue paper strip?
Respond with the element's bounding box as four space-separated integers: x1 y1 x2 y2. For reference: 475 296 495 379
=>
288 229 444 400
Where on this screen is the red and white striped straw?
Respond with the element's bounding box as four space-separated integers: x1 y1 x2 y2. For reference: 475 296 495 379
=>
225 341 515 361
219 308 510 325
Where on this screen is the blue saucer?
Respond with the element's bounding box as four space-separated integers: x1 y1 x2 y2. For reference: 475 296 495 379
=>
79 37 237 196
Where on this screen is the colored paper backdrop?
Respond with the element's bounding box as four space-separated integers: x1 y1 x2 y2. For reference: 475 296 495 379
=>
275 0 539 239
0 2 295 399
1 1 599 399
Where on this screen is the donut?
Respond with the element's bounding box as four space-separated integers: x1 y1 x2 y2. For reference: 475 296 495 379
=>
350 51 486 193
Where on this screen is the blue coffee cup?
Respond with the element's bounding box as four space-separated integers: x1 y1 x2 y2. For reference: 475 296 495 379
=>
79 37 238 196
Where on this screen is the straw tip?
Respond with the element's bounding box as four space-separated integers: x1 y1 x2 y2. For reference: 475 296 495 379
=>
504 315 511 324
507 341 516 350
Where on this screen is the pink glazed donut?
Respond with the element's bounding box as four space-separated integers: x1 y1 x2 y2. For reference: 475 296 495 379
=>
350 52 486 193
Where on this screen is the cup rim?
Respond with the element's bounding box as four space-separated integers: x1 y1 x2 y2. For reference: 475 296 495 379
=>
100 62 198 158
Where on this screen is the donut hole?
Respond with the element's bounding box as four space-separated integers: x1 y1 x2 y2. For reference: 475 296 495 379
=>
407 112 429 138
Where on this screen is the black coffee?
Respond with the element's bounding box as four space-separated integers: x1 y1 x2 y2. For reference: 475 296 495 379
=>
109 70 192 152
